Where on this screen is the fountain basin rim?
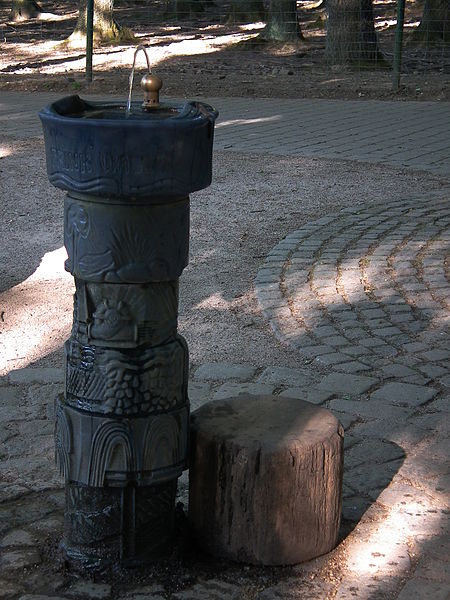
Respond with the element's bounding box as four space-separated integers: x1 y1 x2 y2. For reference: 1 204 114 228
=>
38 95 219 128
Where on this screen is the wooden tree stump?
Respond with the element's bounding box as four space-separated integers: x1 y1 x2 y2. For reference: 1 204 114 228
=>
189 394 344 565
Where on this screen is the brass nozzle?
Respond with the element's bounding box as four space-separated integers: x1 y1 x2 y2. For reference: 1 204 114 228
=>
141 73 163 110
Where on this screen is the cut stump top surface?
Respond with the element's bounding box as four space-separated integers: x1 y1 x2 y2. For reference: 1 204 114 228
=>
191 394 343 452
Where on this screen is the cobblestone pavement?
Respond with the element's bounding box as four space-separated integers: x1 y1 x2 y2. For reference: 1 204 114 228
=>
0 353 449 599
0 92 449 598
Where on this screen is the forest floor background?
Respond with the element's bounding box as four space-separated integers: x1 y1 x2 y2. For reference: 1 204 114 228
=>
0 0 449 101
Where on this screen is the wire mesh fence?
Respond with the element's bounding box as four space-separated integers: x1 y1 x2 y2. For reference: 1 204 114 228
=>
0 0 448 95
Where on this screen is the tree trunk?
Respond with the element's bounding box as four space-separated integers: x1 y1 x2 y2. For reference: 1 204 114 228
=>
325 0 383 64
166 0 207 19
260 0 303 42
10 0 42 21
227 0 265 24
413 0 450 45
69 0 132 45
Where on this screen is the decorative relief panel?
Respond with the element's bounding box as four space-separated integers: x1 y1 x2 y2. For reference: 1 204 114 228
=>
64 195 189 283
55 399 189 487
73 280 179 349
65 336 188 416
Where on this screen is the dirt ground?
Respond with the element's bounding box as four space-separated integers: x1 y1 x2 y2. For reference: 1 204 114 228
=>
0 0 448 101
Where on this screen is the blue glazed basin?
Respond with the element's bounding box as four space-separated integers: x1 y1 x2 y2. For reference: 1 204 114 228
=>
39 95 218 200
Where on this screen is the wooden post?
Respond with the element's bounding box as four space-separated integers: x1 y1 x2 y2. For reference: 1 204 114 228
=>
189 395 344 565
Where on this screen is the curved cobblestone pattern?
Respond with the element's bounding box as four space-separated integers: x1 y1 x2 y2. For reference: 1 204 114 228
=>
256 193 450 381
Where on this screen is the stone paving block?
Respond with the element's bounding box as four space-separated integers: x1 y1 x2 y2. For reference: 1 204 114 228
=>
345 459 404 499
262 306 292 320
381 363 418 379
193 363 257 382
120 595 164 600
398 456 449 490
0 387 24 421
0 529 35 547
332 411 358 430
376 482 436 510
0 548 41 570
417 364 449 378
321 335 349 347
396 355 422 367
370 382 438 407
422 438 450 462
280 388 334 405
397 579 450 600
414 557 450 582
119 584 165 600
365 318 391 328
313 325 339 338
342 328 369 341
376 326 403 338
359 308 386 318
328 398 412 421
334 361 372 373
18 597 68 600
421 349 450 362
1 581 23 598
213 382 275 401
28 514 64 533
373 344 399 358
256 366 314 387
359 337 387 348
255 293 283 309
318 373 378 395
384 304 413 313
316 352 352 366
401 374 432 386
257 579 333 599
427 395 450 412
390 313 415 324
334 576 403 599
404 321 427 334
440 374 450 388
342 492 374 520
299 345 335 357
172 580 241 599
188 382 213 411
340 345 373 358
7 368 64 385
344 439 405 470
66 582 111 599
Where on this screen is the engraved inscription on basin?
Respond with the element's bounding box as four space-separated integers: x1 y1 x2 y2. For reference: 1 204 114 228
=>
39 95 218 199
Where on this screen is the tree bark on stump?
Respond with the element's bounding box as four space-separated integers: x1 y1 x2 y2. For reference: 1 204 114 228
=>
189 395 344 565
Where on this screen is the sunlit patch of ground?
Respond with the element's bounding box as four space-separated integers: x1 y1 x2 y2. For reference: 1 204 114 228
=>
0 248 73 376
0 25 263 77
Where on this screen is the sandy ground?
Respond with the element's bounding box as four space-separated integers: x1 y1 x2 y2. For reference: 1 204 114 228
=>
0 137 446 377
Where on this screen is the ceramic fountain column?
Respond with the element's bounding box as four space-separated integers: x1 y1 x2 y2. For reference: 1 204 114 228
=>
39 69 217 568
